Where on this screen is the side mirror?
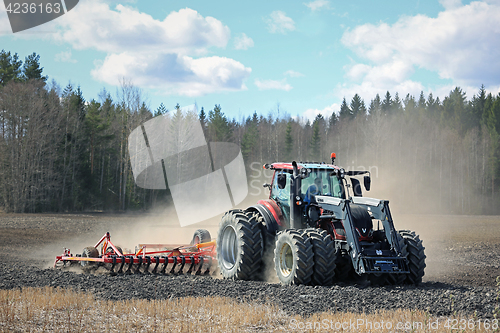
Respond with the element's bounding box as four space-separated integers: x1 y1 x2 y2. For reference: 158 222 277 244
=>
364 175 371 191
277 174 286 189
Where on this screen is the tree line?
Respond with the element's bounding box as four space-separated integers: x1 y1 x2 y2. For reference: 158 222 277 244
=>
1 49 499 214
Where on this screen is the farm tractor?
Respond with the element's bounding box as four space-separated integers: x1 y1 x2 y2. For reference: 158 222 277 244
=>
216 154 426 286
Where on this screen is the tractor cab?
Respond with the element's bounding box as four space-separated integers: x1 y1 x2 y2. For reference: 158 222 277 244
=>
265 156 371 232
268 164 342 227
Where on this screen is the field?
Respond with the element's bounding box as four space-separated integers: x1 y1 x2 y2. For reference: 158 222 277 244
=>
0 212 499 332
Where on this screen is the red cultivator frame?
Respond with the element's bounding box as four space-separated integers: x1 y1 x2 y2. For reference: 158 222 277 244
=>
54 231 217 275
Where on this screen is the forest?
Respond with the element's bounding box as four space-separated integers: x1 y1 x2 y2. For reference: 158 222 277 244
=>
1 50 500 214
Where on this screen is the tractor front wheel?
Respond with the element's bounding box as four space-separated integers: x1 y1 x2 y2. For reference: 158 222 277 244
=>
217 210 263 280
385 231 408 285
400 230 426 285
303 228 336 286
274 230 314 285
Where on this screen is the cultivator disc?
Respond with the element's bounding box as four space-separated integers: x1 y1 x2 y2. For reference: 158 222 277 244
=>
55 231 217 276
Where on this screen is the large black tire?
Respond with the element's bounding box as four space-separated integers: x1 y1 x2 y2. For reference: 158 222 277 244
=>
81 246 99 269
191 229 211 245
303 228 336 286
217 210 263 280
400 230 426 285
247 211 275 281
368 273 387 286
274 230 314 285
385 231 408 285
333 253 351 282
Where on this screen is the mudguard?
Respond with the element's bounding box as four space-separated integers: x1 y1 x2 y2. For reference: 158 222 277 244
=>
247 199 285 236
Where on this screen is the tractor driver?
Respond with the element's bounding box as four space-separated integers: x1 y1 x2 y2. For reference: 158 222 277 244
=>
304 177 323 204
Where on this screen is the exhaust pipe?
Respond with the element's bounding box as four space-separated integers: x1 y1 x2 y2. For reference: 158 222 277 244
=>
290 161 301 229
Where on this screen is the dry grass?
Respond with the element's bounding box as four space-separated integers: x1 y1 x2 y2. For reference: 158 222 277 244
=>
0 287 495 332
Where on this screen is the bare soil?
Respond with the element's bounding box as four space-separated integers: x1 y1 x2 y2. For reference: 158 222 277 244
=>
0 212 499 317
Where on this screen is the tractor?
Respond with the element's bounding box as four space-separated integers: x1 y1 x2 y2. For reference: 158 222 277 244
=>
216 154 426 286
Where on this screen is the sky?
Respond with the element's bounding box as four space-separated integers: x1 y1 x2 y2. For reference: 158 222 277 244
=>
1 0 500 122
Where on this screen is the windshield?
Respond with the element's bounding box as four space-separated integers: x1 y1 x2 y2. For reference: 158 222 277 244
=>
301 169 343 199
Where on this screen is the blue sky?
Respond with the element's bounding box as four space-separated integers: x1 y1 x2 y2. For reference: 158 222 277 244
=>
1 0 499 121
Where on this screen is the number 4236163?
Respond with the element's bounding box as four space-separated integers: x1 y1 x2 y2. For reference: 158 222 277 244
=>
5 2 61 14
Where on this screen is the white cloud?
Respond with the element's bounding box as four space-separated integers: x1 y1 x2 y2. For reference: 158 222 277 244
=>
284 70 305 77
55 50 77 63
304 0 330 11
301 103 339 122
439 0 462 9
341 1 500 98
266 11 295 34
16 0 250 96
254 78 292 91
55 4 230 55
92 52 251 96
234 33 254 50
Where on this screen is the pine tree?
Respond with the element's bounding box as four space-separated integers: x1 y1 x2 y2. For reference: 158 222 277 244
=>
493 93 500 135
199 107 207 133
404 94 417 113
382 91 392 115
309 115 322 161
154 102 168 117
471 85 487 128
208 104 232 142
74 86 86 120
329 111 338 130
369 94 382 116
482 93 496 131
427 92 435 111
22 52 47 82
138 102 150 117
350 94 366 119
393 92 403 113
85 100 110 175
417 91 427 111
442 87 467 130
284 120 293 161
0 50 22 86
339 97 351 121
241 112 259 161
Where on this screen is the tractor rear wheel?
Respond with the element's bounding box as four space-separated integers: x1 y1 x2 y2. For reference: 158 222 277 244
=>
400 230 426 285
274 230 314 285
217 210 263 280
81 246 99 270
191 229 211 245
303 228 336 286
246 211 275 281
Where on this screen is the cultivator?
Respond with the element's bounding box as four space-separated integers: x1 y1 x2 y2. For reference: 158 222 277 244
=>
54 231 217 276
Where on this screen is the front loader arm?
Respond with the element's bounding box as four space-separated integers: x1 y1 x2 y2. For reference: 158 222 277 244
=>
315 196 364 273
351 197 404 256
